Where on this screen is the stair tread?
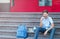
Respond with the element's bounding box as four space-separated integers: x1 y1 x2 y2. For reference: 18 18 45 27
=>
0 30 17 32
0 20 60 23
0 25 59 28
0 12 60 15
0 29 60 34
0 35 16 38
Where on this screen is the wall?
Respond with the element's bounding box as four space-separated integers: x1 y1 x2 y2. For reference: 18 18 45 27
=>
0 0 10 12
0 0 10 3
10 0 60 12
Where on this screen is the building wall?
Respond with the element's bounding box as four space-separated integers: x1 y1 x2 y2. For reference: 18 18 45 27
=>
0 0 10 12
0 0 10 3
10 0 60 12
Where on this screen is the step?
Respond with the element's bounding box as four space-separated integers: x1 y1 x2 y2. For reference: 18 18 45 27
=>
0 13 60 18
0 19 59 22
0 22 59 26
0 26 17 30
0 33 60 39
0 25 59 30
0 35 60 39
0 32 16 36
0 31 60 37
0 29 60 34
0 15 60 19
0 30 17 33
0 35 16 39
0 12 60 19
0 12 60 15
0 17 59 22
0 20 59 23
0 18 60 21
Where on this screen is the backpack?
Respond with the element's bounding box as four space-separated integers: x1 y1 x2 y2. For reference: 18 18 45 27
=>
16 24 28 38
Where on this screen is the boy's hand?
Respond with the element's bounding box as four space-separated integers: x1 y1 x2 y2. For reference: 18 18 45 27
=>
40 17 44 21
44 31 48 36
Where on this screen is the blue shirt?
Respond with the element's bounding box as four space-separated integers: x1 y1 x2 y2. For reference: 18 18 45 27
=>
41 16 54 29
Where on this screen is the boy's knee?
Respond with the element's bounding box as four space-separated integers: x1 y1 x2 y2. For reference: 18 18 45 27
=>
36 27 40 30
51 28 56 32
35 27 40 32
52 28 56 30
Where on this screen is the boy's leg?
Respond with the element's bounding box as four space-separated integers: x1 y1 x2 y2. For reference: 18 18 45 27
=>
41 28 46 33
34 27 46 39
34 27 41 39
49 28 56 39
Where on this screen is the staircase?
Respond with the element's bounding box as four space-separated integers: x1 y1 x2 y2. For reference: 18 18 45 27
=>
0 12 60 39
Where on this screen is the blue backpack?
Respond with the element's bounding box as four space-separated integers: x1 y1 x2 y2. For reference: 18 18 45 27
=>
16 24 28 38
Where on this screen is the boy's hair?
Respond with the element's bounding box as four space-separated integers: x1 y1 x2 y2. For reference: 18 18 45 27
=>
42 10 48 14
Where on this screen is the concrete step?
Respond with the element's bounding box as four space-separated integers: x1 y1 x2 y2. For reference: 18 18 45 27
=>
0 32 16 36
0 18 59 22
0 34 60 39
0 35 16 39
0 22 59 26
0 12 60 15
0 26 17 30
0 20 59 23
0 15 60 19
0 30 16 33
0 32 60 37
0 13 60 19
0 17 59 22
0 29 59 34
0 25 59 30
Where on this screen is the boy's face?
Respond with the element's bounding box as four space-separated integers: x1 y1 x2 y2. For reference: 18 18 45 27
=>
43 12 48 18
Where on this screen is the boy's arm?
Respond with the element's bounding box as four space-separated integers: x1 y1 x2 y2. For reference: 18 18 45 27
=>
44 17 54 35
44 23 54 36
40 17 44 27
45 23 54 32
40 19 42 27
